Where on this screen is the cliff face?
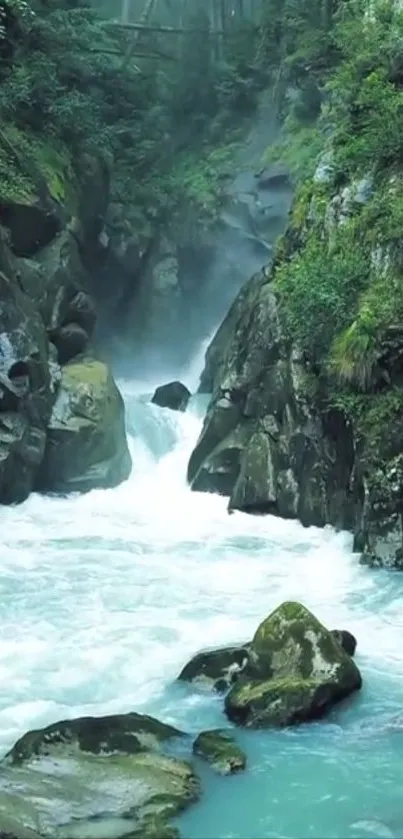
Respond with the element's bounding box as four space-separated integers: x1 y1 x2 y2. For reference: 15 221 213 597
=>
0 158 132 503
188 0 403 569
0 23 132 503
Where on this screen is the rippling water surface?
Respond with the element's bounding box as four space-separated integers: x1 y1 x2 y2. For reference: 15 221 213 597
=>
1 368 403 838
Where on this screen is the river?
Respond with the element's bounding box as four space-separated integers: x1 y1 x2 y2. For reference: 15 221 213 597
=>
1 347 403 838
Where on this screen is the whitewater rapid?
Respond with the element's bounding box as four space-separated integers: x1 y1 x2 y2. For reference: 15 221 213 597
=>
1 356 403 837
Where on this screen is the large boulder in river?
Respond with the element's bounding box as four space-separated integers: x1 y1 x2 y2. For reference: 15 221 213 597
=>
152 380 191 412
224 602 362 728
37 357 131 493
0 712 200 838
178 626 356 698
0 270 57 504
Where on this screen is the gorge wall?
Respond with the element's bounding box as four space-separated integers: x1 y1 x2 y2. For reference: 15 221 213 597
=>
0 0 270 503
188 0 403 569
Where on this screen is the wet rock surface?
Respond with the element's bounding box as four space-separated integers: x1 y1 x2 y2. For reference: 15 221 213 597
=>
331 629 357 657
179 602 361 730
178 644 251 693
188 272 352 529
193 730 246 775
225 602 362 727
152 381 191 413
37 358 132 494
0 712 199 839
0 268 54 504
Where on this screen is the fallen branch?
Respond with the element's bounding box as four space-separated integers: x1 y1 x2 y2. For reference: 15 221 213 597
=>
103 20 219 35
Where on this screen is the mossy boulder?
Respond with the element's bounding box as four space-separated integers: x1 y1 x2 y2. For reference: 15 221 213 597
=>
224 602 362 728
193 730 246 775
178 644 250 693
37 357 132 494
1 712 199 839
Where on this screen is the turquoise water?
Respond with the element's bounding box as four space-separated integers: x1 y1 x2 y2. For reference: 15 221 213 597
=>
0 377 403 838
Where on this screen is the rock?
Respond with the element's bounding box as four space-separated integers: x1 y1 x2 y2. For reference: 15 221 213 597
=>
0 712 199 839
193 729 246 775
178 644 250 693
17 229 90 332
188 274 352 528
0 269 55 504
37 357 132 494
152 381 191 413
331 629 357 657
255 164 291 190
49 321 89 364
0 824 41 839
224 601 362 728
66 289 97 336
0 200 62 258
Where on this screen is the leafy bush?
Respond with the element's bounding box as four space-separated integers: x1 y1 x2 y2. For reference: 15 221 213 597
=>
275 229 370 363
0 0 261 231
327 2 403 174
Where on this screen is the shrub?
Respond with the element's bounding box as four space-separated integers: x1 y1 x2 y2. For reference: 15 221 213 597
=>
275 228 370 363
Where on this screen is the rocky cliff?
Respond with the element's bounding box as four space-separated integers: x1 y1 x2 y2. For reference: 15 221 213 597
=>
188 0 403 569
0 112 131 502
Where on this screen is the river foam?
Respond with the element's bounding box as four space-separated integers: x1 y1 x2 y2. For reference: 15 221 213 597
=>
1 380 403 837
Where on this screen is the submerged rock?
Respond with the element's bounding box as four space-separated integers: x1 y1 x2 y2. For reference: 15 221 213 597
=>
152 381 191 412
178 644 250 692
193 729 246 775
224 602 362 728
1 712 199 839
37 357 132 494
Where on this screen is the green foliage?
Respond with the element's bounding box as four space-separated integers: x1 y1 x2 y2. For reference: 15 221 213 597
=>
0 0 261 231
264 114 322 181
275 226 370 362
171 144 241 226
0 0 33 40
327 1 403 175
329 311 380 391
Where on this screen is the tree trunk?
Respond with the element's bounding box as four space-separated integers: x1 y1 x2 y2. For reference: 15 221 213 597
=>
121 0 130 23
121 0 158 67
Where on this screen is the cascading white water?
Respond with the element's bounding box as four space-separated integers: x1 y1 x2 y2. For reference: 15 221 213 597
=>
1 345 403 838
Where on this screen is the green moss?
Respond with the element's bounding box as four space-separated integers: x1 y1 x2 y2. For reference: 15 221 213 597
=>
274 223 370 363
263 119 322 183
290 180 313 228
251 601 345 681
225 675 329 727
62 359 110 389
193 730 246 775
0 123 74 208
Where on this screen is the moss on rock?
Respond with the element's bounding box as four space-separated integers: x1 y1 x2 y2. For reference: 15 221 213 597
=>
37 357 132 494
1 712 199 839
192 729 246 775
225 601 362 728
